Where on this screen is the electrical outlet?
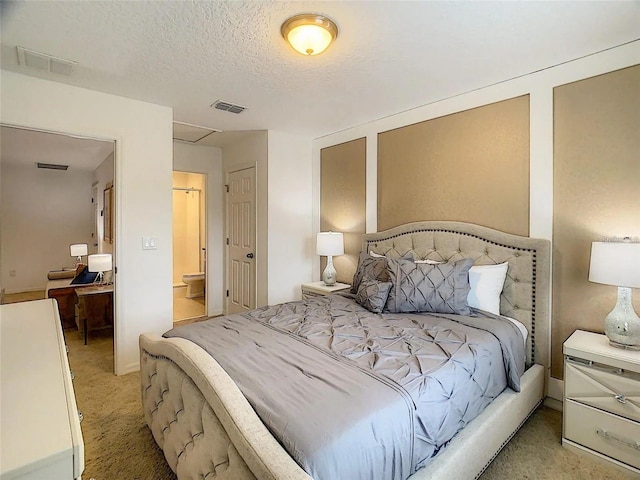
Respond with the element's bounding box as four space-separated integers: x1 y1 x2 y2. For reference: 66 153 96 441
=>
9 270 16 277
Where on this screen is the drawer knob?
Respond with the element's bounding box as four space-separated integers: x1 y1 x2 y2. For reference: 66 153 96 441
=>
70 369 74 380
614 393 627 404
78 410 83 423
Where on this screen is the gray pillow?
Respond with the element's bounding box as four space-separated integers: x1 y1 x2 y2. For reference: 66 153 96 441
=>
385 258 473 315
351 251 413 294
355 275 392 313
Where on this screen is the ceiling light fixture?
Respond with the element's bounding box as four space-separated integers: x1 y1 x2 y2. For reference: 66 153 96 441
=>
281 14 338 56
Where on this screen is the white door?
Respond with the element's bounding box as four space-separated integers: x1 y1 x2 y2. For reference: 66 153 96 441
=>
227 167 256 314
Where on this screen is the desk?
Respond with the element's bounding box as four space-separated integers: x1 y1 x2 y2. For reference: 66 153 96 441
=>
75 284 113 345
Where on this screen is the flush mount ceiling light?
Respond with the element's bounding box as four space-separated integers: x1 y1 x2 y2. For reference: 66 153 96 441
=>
281 14 338 56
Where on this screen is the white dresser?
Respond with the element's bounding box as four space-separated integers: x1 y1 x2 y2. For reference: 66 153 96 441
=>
1 299 84 480
563 330 640 475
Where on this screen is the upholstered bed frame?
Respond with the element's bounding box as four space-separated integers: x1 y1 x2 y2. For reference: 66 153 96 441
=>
140 221 551 480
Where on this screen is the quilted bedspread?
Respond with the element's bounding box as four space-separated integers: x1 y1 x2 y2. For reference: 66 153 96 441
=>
165 293 525 480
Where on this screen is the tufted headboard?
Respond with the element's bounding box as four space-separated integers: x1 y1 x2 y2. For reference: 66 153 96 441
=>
363 221 550 370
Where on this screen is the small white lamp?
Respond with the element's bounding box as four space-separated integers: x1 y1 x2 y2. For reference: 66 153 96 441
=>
88 253 113 285
70 243 88 265
589 240 640 349
316 232 344 286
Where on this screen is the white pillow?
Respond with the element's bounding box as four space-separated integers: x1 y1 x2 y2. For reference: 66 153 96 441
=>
414 259 442 264
467 262 509 315
369 251 385 258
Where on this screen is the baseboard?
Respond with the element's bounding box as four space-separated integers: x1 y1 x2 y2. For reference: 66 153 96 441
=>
117 361 140 376
548 376 564 402
4 287 47 295
543 396 563 411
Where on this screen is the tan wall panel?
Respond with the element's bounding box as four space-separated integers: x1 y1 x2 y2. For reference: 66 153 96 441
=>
320 138 366 284
552 65 640 379
378 96 530 235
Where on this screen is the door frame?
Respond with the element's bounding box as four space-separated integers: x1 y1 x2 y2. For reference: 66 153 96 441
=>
224 164 257 314
0 123 117 371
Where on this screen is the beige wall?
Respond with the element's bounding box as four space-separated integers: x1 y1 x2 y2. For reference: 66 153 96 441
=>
377 96 530 235
320 138 366 284
552 65 640 378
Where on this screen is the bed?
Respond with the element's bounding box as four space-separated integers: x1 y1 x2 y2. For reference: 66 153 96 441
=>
140 221 550 480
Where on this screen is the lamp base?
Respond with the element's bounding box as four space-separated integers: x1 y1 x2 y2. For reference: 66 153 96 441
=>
603 286 640 349
322 256 337 286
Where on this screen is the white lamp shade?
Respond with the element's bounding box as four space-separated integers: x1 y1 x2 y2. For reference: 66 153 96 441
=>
589 241 640 288
70 243 88 257
88 253 113 273
316 232 344 256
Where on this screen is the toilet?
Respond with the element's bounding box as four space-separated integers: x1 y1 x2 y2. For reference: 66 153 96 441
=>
182 273 205 299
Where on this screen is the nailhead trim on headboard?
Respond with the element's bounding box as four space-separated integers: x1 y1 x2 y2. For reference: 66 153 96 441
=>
365 227 541 366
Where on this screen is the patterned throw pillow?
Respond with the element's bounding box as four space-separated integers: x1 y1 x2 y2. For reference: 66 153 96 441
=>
350 252 391 294
351 251 413 294
385 258 473 315
356 275 393 313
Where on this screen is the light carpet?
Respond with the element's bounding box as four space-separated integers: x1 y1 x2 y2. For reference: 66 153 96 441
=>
66 329 636 480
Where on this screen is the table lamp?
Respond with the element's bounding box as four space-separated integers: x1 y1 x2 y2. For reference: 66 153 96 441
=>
70 243 88 265
588 240 640 349
88 253 113 285
316 231 344 286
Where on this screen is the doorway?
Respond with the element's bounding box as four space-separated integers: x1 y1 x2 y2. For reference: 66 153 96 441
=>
0 124 117 370
172 171 207 322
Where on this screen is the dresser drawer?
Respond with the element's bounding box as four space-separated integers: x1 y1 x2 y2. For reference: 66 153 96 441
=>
564 400 640 469
565 358 640 422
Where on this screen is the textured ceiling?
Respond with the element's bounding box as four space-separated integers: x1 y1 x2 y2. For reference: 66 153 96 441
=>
1 1 639 140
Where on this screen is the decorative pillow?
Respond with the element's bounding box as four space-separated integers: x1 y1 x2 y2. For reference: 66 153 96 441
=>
468 262 509 315
70 265 99 285
355 275 393 313
385 258 473 315
351 252 405 294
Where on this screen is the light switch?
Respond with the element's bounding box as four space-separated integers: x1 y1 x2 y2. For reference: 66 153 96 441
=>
142 237 157 250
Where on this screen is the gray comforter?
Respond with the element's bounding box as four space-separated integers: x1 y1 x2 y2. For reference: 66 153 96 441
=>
165 294 525 480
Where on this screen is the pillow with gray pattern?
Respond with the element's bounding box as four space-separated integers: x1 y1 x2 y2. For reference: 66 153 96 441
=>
351 251 414 294
355 275 393 313
385 258 473 315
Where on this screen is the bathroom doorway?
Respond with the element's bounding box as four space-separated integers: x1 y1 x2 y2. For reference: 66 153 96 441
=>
172 171 207 322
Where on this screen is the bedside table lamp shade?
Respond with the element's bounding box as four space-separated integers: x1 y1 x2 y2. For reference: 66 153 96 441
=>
88 253 112 285
589 241 640 349
70 243 88 264
317 232 344 286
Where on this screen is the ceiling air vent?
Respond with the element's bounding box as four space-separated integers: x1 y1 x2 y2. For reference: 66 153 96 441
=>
17 47 76 76
36 162 69 170
211 100 247 114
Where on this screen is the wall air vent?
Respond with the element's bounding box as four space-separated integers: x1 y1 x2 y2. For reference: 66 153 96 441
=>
36 162 69 170
17 47 76 76
211 100 247 114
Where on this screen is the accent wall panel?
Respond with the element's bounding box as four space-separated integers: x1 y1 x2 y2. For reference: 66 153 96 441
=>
377 96 530 235
552 65 640 379
320 138 366 284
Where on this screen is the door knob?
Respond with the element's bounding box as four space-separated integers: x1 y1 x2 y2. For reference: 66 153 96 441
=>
246 253 254 259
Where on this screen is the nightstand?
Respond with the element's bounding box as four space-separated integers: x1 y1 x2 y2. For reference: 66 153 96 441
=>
301 281 351 299
562 330 640 475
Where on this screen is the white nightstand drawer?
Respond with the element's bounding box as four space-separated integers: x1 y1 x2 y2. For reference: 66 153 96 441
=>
566 359 640 423
564 400 640 469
